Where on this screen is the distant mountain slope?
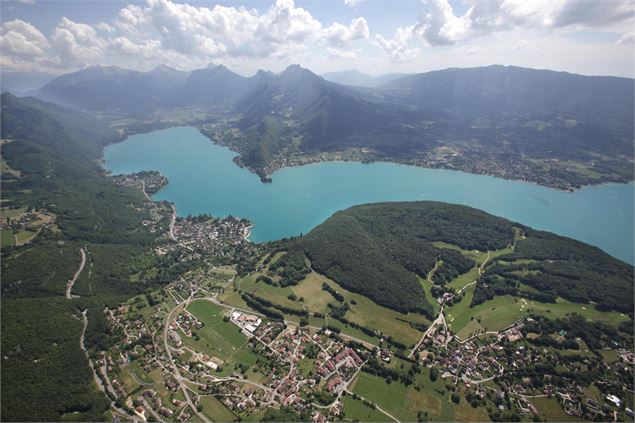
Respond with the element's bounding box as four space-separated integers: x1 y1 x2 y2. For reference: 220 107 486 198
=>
0 71 57 95
283 201 633 316
36 64 634 189
381 65 633 123
36 65 189 115
224 65 421 173
322 69 411 87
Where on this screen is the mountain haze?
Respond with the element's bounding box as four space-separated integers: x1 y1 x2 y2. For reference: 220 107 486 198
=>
322 69 411 87
34 64 635 189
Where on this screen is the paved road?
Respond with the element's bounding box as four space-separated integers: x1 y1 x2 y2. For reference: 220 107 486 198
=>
409 305 445 358
80 310 141 421
66 248 86 299
140 180 152 201
163 299 210 423
168 205 193 251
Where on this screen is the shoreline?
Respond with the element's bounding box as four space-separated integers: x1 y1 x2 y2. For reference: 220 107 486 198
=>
102 124 634 194
254 156 634 194
99 127 634 264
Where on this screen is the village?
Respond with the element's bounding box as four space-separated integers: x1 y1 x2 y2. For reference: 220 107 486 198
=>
411 310 635 422
93 265 376 423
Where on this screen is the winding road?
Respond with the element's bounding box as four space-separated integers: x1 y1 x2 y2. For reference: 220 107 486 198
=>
65 248 86 299
162 298 210 423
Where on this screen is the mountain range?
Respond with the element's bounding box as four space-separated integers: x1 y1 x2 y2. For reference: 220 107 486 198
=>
30 63 635 189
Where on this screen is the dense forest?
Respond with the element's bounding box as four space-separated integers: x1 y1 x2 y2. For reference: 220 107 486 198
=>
473 229 634 313
285 201 517 316
282 201 633 317
0 93 184 421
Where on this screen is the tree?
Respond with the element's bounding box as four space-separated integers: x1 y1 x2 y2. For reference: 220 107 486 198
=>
430 367 439 382
451 393 461 404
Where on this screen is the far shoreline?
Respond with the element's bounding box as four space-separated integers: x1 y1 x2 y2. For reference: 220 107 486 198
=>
104 124 635 195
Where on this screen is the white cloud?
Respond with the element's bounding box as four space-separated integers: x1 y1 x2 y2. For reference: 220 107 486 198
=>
373 25 421 61
413 0 635 46
415 0 472 45
111 0 364 61
322 17 369 48
95 22 115 33
51 17 106 66
513 39 537 51
0 19 49 58
0 0 632 77
327 47 358 60
618 32 634 44
344 0 364 7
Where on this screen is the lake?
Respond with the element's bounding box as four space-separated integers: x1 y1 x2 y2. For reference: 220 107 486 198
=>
103 126 634 264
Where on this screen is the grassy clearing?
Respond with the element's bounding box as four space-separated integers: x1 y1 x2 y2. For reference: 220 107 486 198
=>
292 272 333 314
449 294 628 338
433 241 512 291
222 270 428 347
323 277 429 347
418 276 440 315
1 157 21 178
184 300 264 375
200 395 236 422
601 349 619 363
117 365 141 394
297 358 315 378
0 206 27 220
351 372 416 422
530 396 584 422
15 229 36 245
1 229 15 247
237 273 299 309
351 371 484 421
186 300 247 350
342 395 389 422
323 318 380 346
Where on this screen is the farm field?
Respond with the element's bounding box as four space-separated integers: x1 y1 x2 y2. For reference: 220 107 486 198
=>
200 395 236 422
447 291 629 339
1 229 15 247
341 395 389 422
181 299 263 374
530 397 585 422
226 268 429 347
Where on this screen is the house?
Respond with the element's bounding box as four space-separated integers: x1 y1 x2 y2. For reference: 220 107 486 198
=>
326 376 343 392
134 406 146 421
606 394 621 407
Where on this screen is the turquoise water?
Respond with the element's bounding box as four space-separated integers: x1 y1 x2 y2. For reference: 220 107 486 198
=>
103 126 634 264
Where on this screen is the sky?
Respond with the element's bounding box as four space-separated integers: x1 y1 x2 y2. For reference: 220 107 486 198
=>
1 0 634 78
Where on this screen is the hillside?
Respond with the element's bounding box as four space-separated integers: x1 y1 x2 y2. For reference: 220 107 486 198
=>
0 94 185 421
36 64 634 190
281 202 633 316
36 65 189 115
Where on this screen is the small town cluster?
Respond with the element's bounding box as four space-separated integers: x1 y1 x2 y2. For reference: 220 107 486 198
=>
94 268 377 423
411 313 635 422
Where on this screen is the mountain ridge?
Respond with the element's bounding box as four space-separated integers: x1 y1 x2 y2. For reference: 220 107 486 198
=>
32 63 635 190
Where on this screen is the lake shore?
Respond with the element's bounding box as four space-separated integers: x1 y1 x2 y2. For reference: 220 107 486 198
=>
102 126 634 264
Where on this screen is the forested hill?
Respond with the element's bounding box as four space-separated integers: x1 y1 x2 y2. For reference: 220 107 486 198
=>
0 93 181 421
284 202 633 316
287 202 516 316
